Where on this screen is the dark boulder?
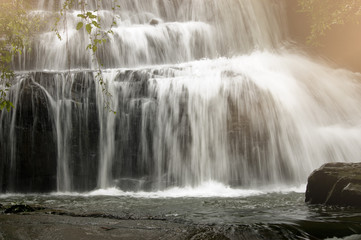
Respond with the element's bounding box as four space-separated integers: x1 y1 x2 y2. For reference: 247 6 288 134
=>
4 205 35 214
149 18 162 26
305 162 361 207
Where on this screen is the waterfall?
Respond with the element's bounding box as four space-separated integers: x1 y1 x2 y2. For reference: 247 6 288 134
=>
1 0 361 193
14 0 286 70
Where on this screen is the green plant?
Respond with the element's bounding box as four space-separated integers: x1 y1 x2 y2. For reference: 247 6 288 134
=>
0 0 40 111
54 0 119 113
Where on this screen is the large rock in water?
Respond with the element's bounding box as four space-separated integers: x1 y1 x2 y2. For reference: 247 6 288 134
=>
305 162 361 207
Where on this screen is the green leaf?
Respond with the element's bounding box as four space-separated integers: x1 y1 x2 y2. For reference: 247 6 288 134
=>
76 22 83 30
0 101 5 110
77 14 86 19
86 12 97 19
6 103 11 112
86 23 92 34
92 21 100 28
4 53 12 63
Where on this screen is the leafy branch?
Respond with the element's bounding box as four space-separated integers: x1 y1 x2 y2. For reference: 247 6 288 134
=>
55 0 119 114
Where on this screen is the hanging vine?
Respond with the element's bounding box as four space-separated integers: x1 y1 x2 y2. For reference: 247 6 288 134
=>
54 0 119 113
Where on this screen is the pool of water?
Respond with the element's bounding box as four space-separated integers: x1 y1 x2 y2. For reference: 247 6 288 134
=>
2 184 361 239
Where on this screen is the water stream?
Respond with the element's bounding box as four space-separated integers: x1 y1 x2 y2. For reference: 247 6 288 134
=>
1 1 361 238
2 0 361 193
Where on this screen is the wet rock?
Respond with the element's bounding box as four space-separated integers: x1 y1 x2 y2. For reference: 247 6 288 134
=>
114 178 145 191
187 231 229 240
0 76 57 193
305 162 361 207
149 18 162 26
16 77 52 131
0 213 193 240
4 205 35 214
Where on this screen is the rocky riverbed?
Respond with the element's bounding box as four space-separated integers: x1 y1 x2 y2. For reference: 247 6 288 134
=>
1 189 361 240
0 204 229 240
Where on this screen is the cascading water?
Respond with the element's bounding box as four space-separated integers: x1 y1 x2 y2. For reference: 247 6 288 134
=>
1 0 361 193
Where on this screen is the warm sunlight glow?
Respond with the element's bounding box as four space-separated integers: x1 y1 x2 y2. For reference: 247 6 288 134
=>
1 1 361 239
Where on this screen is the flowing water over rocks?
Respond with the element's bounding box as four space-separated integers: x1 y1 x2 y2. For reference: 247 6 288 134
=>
1 0 361 238
2 51 361 193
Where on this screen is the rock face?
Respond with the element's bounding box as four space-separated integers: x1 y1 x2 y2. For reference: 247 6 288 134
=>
149 18 162 26
305 162 361 207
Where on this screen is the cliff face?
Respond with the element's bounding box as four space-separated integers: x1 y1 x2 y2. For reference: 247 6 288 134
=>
306 162 361 207
286 1 361 73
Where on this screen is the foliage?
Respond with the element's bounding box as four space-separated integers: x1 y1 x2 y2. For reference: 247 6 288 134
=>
298 0 361 45
1 0 118 113
0 0 40 111
54 0 118 114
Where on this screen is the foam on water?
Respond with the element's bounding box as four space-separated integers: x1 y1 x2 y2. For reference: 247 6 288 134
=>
87 181 264 198
326 235 361 240
46 181 306 198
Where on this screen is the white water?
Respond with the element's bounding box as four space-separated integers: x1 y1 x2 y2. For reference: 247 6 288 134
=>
94 51 361 190
0 180 306 199
1 0 361 193
56 182 266 198
14 0 286 70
